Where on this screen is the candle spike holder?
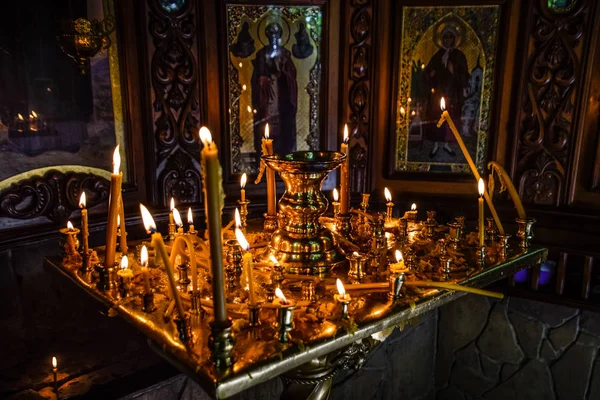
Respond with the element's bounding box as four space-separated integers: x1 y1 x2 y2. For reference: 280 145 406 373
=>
95 262 118 291
485 217 498 245
448 222 463 250
225 240 243 289
334 295 351 319
496 234 511 259
175 314 192 343
238 200 250 232
143 292 157 313
189 290 202 316
388 272 405 301
261 152 346 274
209 319 235 369
348 252 367 281
177 261 191 290
248 304 261 327
516 217 536 248
276 302 296 342
360 193 370 212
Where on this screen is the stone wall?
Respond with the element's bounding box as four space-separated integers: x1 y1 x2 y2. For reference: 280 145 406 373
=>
436 295 600 400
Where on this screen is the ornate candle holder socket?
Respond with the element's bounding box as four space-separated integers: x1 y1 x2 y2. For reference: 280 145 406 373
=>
209 320 235 369
59 227 80 257
225 240 243 289
143 293 157 313
175 314 192 342
335 213 352 236
398 218 408 240
441 255 452 280
302 281 315 302
95 262 117 291
388 272 405 301
177 262 191 289
238 200 250 231
476 246 486 267
496 234 511 259
263 213 278 232
348 253 368 280
516 217 536 248
248 305 261 327
485 217 498 244
426 210 437 224
448 222 463 250
360 193 370 212
189 290 202 316
276 302 296 342
334 295 351 319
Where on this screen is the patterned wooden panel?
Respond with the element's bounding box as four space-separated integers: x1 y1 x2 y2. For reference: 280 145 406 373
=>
346 0 373 194
147 0 202 205
513 0 593 206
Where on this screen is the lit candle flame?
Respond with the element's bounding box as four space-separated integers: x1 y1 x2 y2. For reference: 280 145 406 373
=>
170 197 175 211
67 221 74 230
52 357 57 369
353 251 359 257
121 255 128 270
478 178 485 197
112 145 121 175
242 84 247 91
395 250 403 263
440 97 446 111
343 124 349 144
199 127 213 147
240 173 247 189
265 123 270 139
411 203 417 211
140 245 148 267
235 208 241 228
187 207 193 224
117 214 121 228
18 113 24 121
275 287 288 305
400 106 405 115
336 278 346 299
79 192 86 208
172 208 183 227
269 254 279 265
31 110 38 118
140 203 156 233
384 187 392 202
247 105 252 113
333 188 339 202
235 228 250 251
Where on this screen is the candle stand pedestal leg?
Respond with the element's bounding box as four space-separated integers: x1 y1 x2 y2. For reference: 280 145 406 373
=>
209 320 235 369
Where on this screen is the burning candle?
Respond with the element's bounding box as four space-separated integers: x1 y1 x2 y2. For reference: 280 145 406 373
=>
275 287 295 342
169 198 175 225
117 256 133 296
438 98 504 235
240 173 247 202
478 178 485 247
390 250 406 273
199 127 227 325
52 356 58 392
275 287 289 306
340 124 350 214
235 208 242 228
140 245 151 295
173 207 183 235
105 146 122 268
334 278 351 318
17 113 25 132
66 221 76 253
140 203 185 320
79 192 88 255
187 208 195 234
263 124 276 216
331 188 340 217
384 187 394 221
235 228 256 306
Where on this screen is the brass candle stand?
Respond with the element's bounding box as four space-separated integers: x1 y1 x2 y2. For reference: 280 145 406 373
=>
238 200 250 232
348 252 368 281
516 217 536 248
276 301 296 342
